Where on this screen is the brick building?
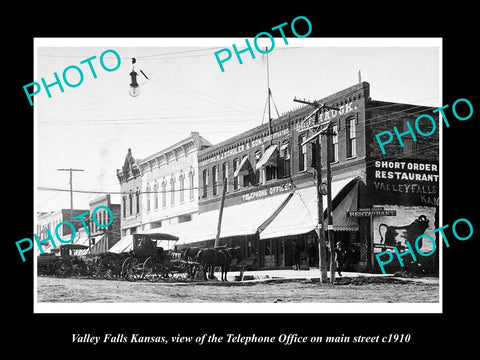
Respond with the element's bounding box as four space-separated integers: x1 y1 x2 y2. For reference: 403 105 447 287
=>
87 194 121 254
170 81 439 272
36 208 89 254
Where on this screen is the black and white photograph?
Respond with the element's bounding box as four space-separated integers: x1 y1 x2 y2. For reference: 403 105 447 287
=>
32 38 441 313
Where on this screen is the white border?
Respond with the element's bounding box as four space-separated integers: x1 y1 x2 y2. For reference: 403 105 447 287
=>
33 37 442 314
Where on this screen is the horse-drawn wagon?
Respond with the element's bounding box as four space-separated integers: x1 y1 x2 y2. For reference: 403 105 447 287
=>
37 244 94 277
109 232 196 282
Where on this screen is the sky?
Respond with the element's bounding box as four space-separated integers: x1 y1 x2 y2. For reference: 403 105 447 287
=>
34 38 441 213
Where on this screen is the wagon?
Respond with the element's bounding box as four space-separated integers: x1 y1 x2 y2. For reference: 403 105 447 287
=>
37 253 60 276
48 244 93 278
119 233 187 282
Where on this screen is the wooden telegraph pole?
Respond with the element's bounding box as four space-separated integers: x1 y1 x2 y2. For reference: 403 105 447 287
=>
323 123 337 284
214 177 228 248
57 168 84 221
293 98 339 284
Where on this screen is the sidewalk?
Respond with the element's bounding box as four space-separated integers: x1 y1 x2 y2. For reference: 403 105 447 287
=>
215 268 439 284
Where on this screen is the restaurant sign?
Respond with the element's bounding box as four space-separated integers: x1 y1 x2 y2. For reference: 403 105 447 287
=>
368 159 439 206
347 207 396 217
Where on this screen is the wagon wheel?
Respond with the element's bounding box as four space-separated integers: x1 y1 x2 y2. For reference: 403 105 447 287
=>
169 261 189 282
122 257 142 282
143 257 163 282
97 256 119 280
53 259 73 278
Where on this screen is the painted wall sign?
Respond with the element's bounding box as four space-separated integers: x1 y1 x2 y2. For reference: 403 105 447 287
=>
241 182 293 201
367 159 439 207
296 101 358 132
199 128 290 167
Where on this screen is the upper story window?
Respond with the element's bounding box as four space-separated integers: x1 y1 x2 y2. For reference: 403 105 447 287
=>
299 135 307 171
346 116 356 158
212 166 218 196
154 180 159 210
179 172 185 203
129 190 133 216
188 170 194 201
279 141 291 178
146 183 151 211
135 188 140 214
253 150 262 185
202 169 208 198
222 162 229 193
161 180 166 208
331 123 339 163
233 158 239 190
170 176 176 206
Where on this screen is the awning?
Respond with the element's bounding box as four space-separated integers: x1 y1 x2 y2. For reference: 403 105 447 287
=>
255 145 278 170
109 234 134 254
233 155 252 177
330 180 359 231
175 191 293 246
259 177 360 239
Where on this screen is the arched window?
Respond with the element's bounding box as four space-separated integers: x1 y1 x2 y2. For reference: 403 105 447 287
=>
161 179 167 208
129 190 133 216
170 175 176 206
154 180 159 210
188 170 195 201
136 187 140 214
146 183 151 211
179 172 185 203
202 169 208 198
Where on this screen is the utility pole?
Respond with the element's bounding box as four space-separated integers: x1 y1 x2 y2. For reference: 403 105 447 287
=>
313 131 328 284
293 98 340 284
57 168 84 221
214 177 228 248
322 123 336 283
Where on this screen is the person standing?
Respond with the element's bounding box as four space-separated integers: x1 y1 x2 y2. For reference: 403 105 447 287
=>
292 242 300 271
335 241 346 276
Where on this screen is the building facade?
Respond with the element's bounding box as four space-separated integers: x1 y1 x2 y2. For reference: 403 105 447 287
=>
116 132 212 239
174 82 439 273
36 208 89 254
88 194 121 254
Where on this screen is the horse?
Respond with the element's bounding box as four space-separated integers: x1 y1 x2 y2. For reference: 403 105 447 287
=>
219 247 243 281
181 247 202 262
195 247 242 281
180 247 203 279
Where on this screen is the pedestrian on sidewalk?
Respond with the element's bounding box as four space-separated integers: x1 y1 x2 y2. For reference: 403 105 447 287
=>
292 242 300 271
335 241 346 277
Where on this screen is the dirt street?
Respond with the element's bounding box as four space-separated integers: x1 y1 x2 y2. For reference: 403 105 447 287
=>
36 276 439 303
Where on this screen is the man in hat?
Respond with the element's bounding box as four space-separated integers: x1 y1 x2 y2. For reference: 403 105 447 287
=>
335 241 346 277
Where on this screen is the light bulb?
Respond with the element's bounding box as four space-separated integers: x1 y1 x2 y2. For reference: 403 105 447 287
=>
129 85 140 97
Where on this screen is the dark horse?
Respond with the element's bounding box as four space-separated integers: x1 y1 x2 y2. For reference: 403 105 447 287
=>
195 247 242 281
181 247 202 262
180 247 203 279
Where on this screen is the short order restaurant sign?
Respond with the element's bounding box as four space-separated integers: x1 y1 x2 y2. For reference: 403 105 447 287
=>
367 159 439 207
